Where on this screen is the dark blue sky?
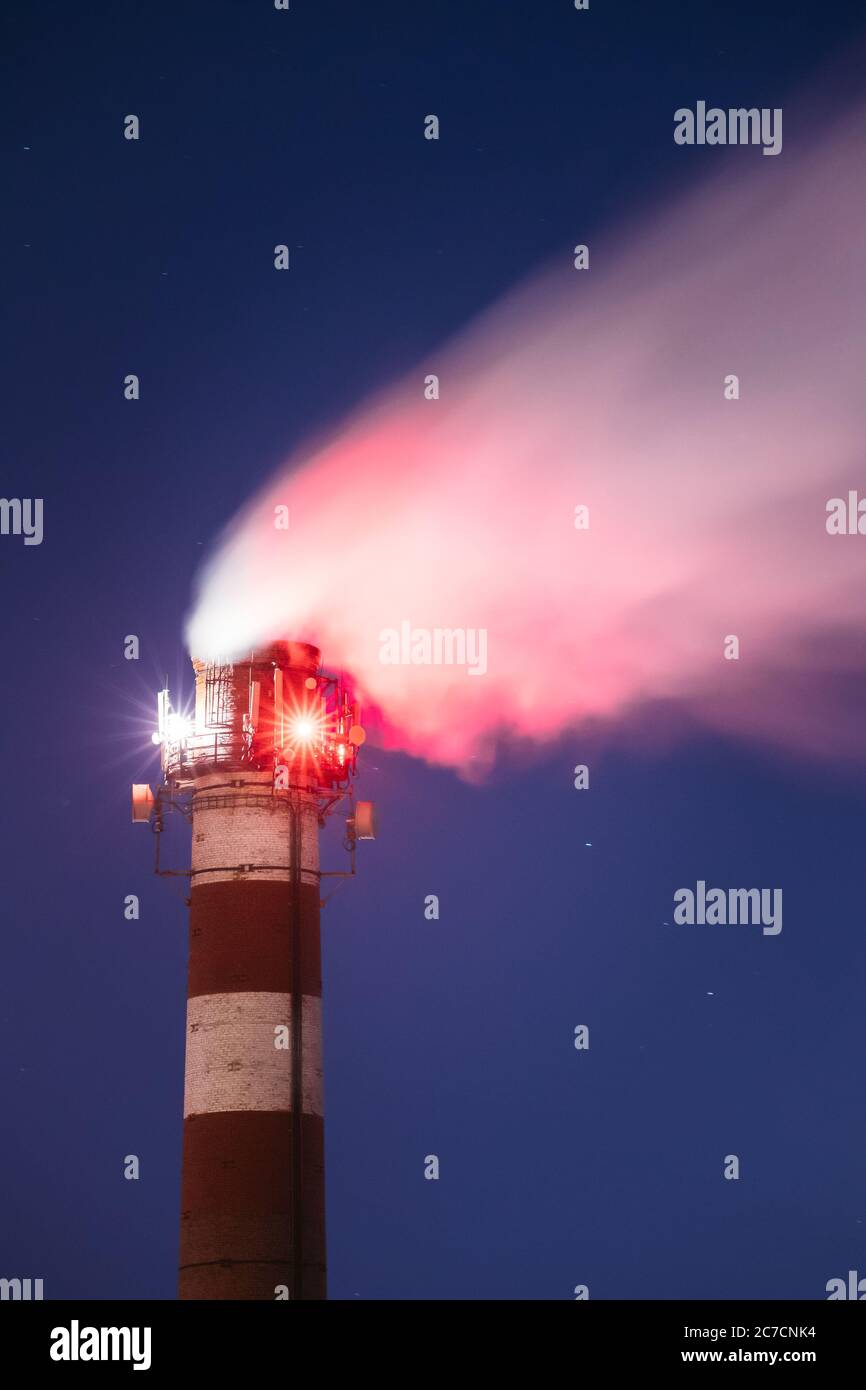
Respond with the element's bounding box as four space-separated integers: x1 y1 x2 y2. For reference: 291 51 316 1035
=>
2 0 866 1299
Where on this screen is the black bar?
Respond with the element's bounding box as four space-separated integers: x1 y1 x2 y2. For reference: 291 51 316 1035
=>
3 1299 862 1374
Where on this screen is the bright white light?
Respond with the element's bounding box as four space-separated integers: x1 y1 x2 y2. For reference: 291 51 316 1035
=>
166 712 192 741
292 717 316 741
151 732 163 746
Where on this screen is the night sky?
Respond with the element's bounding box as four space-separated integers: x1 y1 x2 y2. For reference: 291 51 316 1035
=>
3 0 866 1300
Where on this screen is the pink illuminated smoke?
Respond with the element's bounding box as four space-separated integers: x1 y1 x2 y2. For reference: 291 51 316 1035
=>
186 104 866 773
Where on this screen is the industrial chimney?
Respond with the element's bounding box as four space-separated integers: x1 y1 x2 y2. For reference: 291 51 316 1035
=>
132 640 374 1300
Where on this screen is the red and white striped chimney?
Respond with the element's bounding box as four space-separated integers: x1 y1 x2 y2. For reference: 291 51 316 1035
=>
178 641 327 1300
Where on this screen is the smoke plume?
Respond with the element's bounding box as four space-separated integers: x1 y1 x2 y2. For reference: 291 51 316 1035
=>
186 104 866 773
